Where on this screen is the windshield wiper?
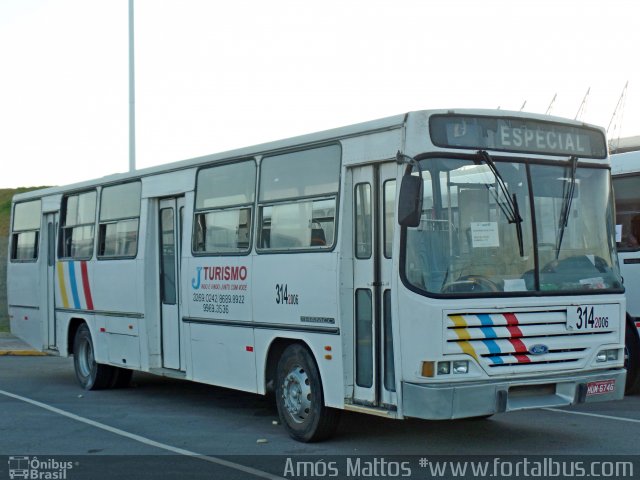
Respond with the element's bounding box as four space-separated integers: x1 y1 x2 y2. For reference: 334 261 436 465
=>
555 155 578 259
476 150 524 257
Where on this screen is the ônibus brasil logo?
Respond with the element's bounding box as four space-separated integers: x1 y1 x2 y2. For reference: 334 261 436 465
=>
8 456 75 480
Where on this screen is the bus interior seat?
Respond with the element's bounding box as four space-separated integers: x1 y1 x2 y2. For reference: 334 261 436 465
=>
311 226 326 246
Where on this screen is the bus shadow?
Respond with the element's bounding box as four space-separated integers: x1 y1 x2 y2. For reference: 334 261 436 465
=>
118 371 587 454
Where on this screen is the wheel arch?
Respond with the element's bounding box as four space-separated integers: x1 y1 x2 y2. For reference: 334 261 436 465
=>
67 317 88 355
264 338 317 396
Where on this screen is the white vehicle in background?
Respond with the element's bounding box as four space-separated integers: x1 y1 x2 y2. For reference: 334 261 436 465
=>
611 150 640 393
7 109 627 442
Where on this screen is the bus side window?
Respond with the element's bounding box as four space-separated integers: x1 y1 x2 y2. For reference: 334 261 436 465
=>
98 182 141 259
59 191 97 260
613 175 640 250
258 145 340 252
194 160 256 255
10 200 41 262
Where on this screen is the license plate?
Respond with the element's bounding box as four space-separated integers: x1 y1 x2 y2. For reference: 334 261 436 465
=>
566 304 617 332
586 379 615 396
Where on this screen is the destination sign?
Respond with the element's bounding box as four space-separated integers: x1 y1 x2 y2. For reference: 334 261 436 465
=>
429 114 607 158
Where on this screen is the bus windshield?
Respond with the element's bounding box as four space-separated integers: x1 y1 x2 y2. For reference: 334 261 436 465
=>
403 156 622 295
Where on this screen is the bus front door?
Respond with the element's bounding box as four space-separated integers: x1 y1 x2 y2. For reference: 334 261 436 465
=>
351 162 397 408
159 197 185 370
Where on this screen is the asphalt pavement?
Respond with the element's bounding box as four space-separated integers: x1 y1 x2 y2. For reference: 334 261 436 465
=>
1 348 639 480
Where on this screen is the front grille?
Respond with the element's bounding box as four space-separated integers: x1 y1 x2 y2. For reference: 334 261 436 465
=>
445 310 618 375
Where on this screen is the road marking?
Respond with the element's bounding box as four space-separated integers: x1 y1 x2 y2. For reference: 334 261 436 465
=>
0 388 285 480
544 407 640 424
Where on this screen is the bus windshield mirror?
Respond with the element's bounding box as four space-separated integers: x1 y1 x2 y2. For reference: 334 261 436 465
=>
397 151 424 227
398 174 423 227
476 150 524 256
555 155 578 259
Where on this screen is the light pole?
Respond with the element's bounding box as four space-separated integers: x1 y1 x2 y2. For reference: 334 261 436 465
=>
128 0 136 172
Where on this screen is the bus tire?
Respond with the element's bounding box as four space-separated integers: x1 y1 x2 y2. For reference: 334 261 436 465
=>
275 344 340 442
625 321 640 395
110 368 133 389
73 324 114 390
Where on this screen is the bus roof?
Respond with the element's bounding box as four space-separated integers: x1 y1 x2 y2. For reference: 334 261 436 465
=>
611 150 640 176
12 108 606 203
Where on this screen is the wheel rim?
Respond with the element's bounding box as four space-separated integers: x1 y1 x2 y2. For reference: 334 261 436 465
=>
78 336 95 378
282 364 312 424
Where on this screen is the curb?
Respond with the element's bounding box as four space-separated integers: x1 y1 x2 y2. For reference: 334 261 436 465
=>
0 350 49 356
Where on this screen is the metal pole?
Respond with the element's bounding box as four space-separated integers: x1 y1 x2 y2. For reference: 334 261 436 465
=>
128 0 136 172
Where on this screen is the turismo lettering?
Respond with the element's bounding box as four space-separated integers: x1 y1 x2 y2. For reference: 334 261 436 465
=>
192 265 248 289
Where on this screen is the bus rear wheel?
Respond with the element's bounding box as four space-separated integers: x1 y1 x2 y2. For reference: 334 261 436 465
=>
73 324 114 390
275 344 340 442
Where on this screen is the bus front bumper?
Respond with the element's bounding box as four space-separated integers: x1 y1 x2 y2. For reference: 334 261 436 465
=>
401 369 626 420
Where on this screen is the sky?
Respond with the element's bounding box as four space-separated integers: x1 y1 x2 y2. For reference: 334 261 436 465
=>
1 0 639 188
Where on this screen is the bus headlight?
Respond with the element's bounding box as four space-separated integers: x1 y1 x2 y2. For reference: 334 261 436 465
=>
596 349 619 362
437 362 451 375
453 360 469 374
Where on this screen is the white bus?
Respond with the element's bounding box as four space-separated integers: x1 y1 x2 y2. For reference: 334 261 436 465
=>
8 110 626 442
611 150 640 394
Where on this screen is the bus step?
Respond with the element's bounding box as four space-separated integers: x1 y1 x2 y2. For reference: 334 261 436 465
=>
148 368 187 380
344 403 398 419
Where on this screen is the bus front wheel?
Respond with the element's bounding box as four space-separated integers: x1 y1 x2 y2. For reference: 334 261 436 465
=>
275 344 340 442
73 324 114 390
625 321 640 395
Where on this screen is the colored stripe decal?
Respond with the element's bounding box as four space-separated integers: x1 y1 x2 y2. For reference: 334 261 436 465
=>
503 313 530 362
457 340 479 361
68 261 81 309
56 262 69 308
80 261 94 310
450 315 471 340
477 314 498 337
450 315 467 328
450 316 478 361
476 314 503 364
504 313 524 338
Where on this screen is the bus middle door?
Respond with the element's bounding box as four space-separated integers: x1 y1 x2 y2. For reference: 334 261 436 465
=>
159 197 185 371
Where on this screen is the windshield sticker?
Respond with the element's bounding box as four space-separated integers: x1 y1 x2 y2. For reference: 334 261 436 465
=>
580 277 606 289
504 279 527 292
470 222 499 248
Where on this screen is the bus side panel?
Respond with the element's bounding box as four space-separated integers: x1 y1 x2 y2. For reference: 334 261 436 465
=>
7 261 43 350
252 252 342 406
90 260 141 315
54 258 142 366
184 253 255 388
252 253 339 328
184 256 253 322
188 322 257 392
619 251 640 319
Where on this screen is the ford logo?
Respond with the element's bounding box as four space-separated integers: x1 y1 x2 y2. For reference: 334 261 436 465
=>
528 344 549 355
